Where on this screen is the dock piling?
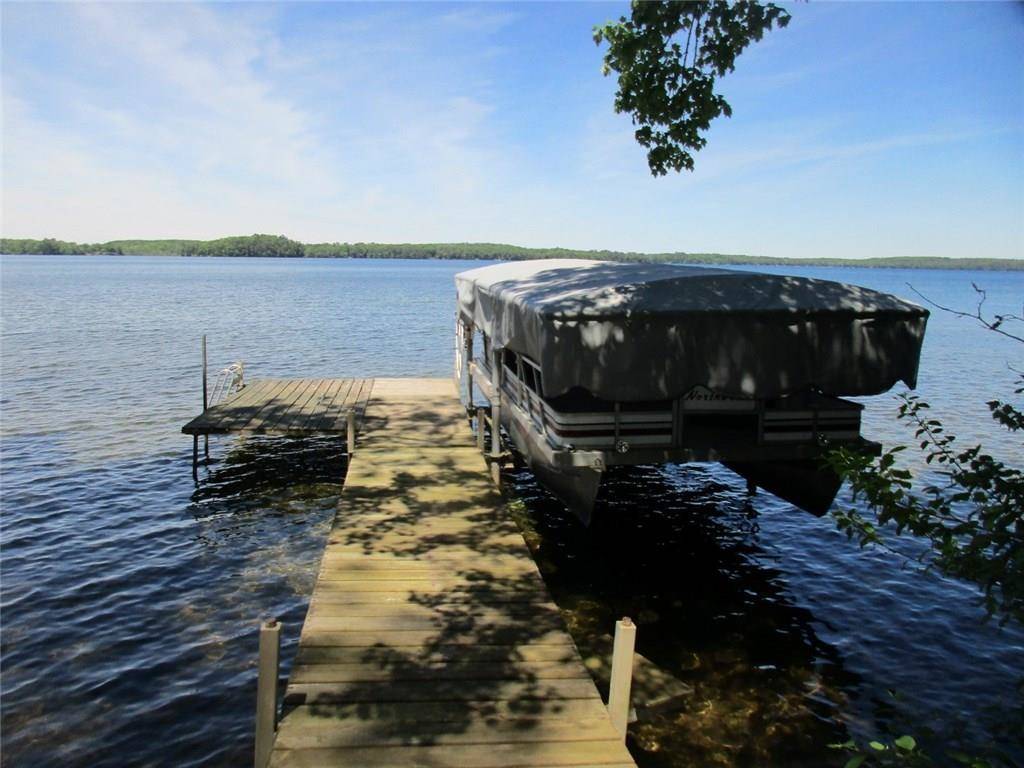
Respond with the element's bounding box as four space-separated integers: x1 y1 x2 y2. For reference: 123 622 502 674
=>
607 617 636 740
254 619 281 768
346 409 356 455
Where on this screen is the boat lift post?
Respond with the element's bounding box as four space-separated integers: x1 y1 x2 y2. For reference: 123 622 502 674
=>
464 319 474 415
476 406 486 452
489 347 502 486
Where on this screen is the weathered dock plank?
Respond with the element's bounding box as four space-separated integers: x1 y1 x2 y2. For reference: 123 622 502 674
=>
295 644 583 665
206 379 287 432
269 378 634 768
274 701 618 747
270 743 634 768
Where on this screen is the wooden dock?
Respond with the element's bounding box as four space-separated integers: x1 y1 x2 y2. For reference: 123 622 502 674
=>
266 378 636 768
182 378 374 437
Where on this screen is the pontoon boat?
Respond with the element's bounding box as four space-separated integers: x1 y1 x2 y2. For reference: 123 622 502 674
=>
454 260 928 523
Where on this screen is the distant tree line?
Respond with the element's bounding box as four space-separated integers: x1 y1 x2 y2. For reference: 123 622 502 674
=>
180 234 304 258
2 234 1020 270
0 237 125 255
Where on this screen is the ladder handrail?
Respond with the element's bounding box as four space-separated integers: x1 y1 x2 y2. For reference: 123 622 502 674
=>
208 361 245 407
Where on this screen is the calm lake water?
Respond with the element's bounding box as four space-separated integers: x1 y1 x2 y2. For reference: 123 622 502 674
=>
1 255 1021 767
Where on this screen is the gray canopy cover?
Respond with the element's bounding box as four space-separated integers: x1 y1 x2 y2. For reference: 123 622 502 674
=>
455 260 928 401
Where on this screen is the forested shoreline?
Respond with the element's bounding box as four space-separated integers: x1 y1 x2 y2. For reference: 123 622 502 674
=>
1 234 1020 270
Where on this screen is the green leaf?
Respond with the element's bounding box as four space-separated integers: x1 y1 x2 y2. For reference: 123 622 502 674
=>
894 735 916 751
869 741 887 751
843 756 866 768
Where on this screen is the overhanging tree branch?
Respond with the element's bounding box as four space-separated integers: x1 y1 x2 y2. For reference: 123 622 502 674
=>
907 283 1024 344
594 1 791 175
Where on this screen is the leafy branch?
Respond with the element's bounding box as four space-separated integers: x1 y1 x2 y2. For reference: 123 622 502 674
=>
826 287 1023 627
827 385 1024 624
594 1 790 176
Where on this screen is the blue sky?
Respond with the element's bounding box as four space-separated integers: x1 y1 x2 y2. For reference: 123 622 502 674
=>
2 1 1021 259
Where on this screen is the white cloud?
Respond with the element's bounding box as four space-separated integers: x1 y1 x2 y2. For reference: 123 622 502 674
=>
436 7 519 33
1 2 554 244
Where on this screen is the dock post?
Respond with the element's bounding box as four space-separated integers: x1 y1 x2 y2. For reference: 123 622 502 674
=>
254 619 281 768
476 407 486 452
607 617 636 740
346 409 356 455
192 435 199 480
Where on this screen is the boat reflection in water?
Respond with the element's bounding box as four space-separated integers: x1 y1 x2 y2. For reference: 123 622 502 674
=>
455 260 928 523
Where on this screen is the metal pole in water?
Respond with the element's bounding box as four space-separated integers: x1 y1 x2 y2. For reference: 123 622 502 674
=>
607 617 636 740
346 409 356 455
254 619 281 768
202 336 210 461
202 334 208 411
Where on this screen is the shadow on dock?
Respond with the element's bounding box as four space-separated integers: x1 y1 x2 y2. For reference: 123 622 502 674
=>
279 462 601 753
270 378 634 765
